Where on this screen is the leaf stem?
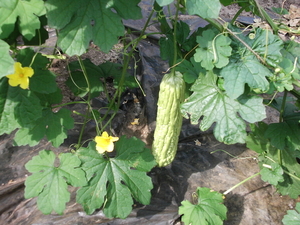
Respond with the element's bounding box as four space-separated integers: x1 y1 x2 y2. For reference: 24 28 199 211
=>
223 172 261 195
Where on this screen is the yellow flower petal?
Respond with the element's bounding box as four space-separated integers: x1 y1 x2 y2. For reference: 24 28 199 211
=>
6 62 34 89
94 132 119 154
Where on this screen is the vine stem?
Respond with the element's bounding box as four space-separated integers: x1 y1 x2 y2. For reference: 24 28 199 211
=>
75 56 101 147
101 8 155 131
223 172 261 195
171 0 180 68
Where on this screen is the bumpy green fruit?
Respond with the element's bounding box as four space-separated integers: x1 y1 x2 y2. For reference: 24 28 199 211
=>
152 71 185 167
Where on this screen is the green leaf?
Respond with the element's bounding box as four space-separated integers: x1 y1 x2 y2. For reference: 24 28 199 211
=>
265 120 300 151
282 41 300 70
221 55 272 99
250 28 283 67
0 80 43 135
76 136 156 218
66 61 104 98
67 59 136 98
220 0 234 6
186 0 221 19
194 29 232 70
159 34 175 63
0 0 18 9
181 71 266 144
282 202 300 225
45 0 142 55
176 58 205 84
220 27 283 99
260 163 284 186
156 0 174 6
98 61 137 90
0 0 46 40
276 148 300 199
17 48 58 94
14 108 74 147
0 39 14 77
179 187 227 225
246 122 276 154
35 88 63 107
258 144 300 199
279 58 299 80
25 150 87 214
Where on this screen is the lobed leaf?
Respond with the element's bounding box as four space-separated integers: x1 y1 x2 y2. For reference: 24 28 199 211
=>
0 0 46 40
25 150 87 215
194 29 232 70
181 71 266 144
221 55 272 99
179 187 227 225
247 121 300 199
260 163 284 186
76 137 156 218
45 0 142 55
14 108 74 147
220 27 283 99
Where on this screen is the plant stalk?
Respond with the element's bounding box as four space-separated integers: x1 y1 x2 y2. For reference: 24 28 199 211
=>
223 172 261 195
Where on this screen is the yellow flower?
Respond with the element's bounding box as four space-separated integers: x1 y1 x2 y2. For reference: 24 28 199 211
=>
6 62 34 89
94 132 119 154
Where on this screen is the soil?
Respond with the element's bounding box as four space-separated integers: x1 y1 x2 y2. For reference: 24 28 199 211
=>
1 1 300 225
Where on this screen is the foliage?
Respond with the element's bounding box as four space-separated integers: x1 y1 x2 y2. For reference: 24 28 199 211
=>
179 187 227 225
282 202 300 225
44 0 142 55
25 150 87 214
0 0 46 40
76 137 156 218
0 0 299 223
181 70 266 144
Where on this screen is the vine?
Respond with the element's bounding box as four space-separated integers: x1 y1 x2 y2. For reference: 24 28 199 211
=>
0 0 299 224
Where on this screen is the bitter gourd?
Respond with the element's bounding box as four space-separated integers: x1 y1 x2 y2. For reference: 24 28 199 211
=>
152 71 185 167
